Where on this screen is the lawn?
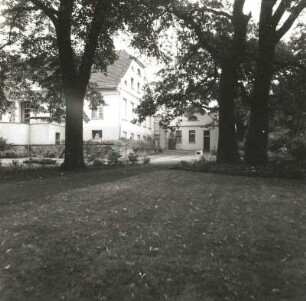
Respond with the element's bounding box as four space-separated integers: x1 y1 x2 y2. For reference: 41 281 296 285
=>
0 167 306 301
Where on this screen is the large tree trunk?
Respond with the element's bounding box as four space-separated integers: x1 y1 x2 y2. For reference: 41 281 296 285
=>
244 1 276 166
217 61 241 163
61 82 86 170
244 44 275 165
217 0 250 164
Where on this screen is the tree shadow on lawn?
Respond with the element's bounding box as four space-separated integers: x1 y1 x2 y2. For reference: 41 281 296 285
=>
0 171 306 301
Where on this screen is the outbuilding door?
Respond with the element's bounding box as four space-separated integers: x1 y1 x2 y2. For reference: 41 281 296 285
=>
203 130 210 152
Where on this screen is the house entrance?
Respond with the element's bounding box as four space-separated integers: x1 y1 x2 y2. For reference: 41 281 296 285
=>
203 130 210 152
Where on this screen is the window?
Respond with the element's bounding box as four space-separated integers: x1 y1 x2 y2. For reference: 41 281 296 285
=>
122 131 127 139
137 135 141 141
92 105 104 119
130 133 134 140
10 105 16 122
189 130 196 143
21 101 30 123
123 98 127 119
143 136 146 142
92 130 102 141
130 102 135 121
204 130 210 152
124 80 127 86
131 77 135 90
188 115 198 121
137 68 141 77
137 82 140 93
176 130 182 143
55 132 60 145
154 134 159 146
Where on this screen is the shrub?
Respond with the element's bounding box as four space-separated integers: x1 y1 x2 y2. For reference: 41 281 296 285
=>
92 158 105 167
142 156 151 164
11 160 19 167
107 149 121 165
84 140 113 163
0 137 11 152
5 151 18 158
23 158 57 165
288 137 306 161
128 152 138 164
45 152 56 158
132 140 156 155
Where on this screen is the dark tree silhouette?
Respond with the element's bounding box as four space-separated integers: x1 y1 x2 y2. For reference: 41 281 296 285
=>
245 0 306 165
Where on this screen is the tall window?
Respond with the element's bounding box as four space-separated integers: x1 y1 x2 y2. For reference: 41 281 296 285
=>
131 77 135 90
137 135 141 141
21 101 30 123
176 130 182 143
189 130 196 143
137 68 141 77
122 131 127 139
55 132 60 145
92 105 103 119
137 82 140 93
123 98 127 119
130 133 134 140
130 102 135 121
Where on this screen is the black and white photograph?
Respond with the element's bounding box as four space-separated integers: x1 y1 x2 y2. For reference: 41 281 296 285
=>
0 0 306 300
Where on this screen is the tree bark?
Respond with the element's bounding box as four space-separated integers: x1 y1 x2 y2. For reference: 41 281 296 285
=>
244 0 276 166
244 42 275 165
217 0 250 163
61 82 86 170
217 61 241 163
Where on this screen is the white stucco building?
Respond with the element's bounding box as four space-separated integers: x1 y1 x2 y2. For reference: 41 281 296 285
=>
0 102 65 145
155 111 219 152
84 50 154 142
0 50 154 146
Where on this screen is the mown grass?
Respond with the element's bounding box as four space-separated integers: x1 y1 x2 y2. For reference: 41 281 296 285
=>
0 169 306 301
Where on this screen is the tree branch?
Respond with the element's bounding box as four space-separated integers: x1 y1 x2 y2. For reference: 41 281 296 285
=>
271 0 291 26
195 6 232 20
28 0 58 26
275 0 306 41
79 0 112 88
170 3 222 62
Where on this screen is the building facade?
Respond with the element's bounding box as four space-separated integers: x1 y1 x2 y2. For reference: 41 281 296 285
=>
155 111 219 153
83 50 154 142
0 50 154 146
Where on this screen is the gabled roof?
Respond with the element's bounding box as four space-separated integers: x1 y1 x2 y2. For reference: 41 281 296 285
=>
90 50 143 90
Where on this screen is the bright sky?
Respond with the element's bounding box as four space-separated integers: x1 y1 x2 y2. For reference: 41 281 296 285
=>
115 0 263 81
